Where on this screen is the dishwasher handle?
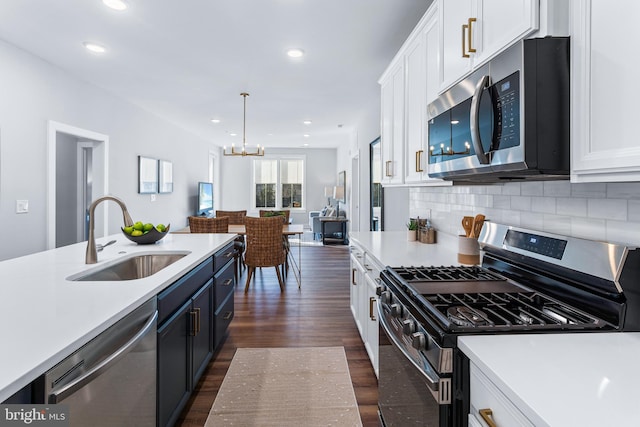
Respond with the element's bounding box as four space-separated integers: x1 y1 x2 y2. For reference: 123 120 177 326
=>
49 310 158 403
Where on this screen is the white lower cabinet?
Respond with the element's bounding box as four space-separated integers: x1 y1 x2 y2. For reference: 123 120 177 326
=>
469 362 534 427
363 270 380 376
349 249 366 335
349 243 380 377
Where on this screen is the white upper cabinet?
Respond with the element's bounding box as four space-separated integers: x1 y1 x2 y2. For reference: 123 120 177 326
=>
404 6 448 185
379 62 405 185
380 4 451 187
571 0 640 182
439 0 538 91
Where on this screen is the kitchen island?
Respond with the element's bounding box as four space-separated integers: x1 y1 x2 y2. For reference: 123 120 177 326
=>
0 232 236 402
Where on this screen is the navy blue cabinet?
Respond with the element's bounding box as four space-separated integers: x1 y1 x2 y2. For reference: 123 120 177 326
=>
157 242 235 427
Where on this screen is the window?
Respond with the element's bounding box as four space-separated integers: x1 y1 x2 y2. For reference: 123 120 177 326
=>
254 159 277 208
280 159 303 208
253 157 305 209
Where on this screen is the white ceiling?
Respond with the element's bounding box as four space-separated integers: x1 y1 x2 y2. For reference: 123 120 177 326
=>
0 0 432 149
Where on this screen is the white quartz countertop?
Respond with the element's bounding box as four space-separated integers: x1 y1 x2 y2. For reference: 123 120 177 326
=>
349 231 461 267
459 333 640 426
0 232 236 402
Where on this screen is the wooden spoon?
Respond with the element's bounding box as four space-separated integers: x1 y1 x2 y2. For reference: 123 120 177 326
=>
470 214 485 238
461 216 474 237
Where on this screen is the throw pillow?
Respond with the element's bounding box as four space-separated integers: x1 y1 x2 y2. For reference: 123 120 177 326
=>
320 207 328 216
325 207 336 217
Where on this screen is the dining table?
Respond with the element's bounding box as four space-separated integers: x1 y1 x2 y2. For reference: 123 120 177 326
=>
173 223 304 287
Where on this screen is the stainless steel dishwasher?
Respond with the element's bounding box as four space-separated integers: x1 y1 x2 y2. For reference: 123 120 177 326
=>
44 298 157 426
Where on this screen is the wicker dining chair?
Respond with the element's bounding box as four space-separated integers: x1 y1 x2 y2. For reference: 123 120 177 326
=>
243 216 286 293
215 210 247 225
259 210 291 274
188 216 229 233
259 209 290 223
215 210 247 274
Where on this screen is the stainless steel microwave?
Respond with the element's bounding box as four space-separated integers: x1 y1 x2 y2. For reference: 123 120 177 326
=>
427 37 569 181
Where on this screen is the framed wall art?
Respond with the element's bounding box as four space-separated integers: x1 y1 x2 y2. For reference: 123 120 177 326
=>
337 170 346 203
138 156 158 194
158 159 173 193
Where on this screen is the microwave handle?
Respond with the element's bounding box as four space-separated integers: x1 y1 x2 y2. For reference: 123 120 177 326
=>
470 75 491 165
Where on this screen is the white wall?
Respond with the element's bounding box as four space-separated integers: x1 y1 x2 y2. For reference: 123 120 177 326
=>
410 181 640 246
350 96 383 233
0 39 216 261
219 147 338 226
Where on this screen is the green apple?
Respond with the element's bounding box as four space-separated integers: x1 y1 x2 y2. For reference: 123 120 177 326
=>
143 223 154 232
131 229 143 237
156 224 166 232
133 221 144 231
123 225 134 235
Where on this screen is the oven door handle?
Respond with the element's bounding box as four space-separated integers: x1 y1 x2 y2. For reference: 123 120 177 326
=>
378 299 448 402
470 74 491 165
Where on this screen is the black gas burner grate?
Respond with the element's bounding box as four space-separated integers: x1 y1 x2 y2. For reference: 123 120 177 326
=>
430 292 605 331
393 265 504 282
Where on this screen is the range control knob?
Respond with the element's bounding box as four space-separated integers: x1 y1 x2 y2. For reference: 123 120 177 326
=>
411 332 426 351
380 291 392 304
376 285 386 296
390 303 403 318
402 319 416 335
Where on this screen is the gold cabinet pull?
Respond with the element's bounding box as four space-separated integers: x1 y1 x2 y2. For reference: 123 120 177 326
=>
194 307 201 334
352 268 357 286
479 408 497 427
190 310 198 336
223 311 233 320
385 160 392 177
223 278 233 286
462 23 469 57
468 17 477 53
416 150 424 172
369 297 376 320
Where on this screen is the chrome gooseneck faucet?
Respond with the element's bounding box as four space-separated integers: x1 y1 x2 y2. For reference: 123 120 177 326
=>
86 196 134 264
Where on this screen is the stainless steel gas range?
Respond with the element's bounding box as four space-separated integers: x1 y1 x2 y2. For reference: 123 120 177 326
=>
377 223 640 427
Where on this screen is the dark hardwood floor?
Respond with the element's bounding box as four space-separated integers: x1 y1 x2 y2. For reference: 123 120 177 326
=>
176 244 379 426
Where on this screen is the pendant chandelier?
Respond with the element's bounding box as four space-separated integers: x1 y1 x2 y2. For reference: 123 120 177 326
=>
223 92 265 156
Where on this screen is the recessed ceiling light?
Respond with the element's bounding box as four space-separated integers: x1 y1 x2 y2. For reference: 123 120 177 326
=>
303 143 309 147
303 134 310 138
211 119 220 123
229 133 237 137
83 42 106 53
303 120 312 125
286 48 305 58
103 0 128 11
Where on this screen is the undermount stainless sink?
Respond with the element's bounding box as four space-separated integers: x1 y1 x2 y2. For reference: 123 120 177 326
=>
68 252 190 281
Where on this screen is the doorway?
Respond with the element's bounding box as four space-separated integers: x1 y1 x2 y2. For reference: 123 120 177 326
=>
46 121 109 249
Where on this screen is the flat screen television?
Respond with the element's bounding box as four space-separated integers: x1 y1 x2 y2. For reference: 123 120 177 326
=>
197 181 213 216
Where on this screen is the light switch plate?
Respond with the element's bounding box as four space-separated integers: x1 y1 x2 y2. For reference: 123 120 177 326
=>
150 194 156 202
16 200 29 213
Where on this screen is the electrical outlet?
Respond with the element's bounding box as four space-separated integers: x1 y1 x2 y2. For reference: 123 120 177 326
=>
150 194 156 202
16 200 29 213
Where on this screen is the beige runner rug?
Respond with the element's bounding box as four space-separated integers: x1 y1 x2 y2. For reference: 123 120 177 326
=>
205 346 363 426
